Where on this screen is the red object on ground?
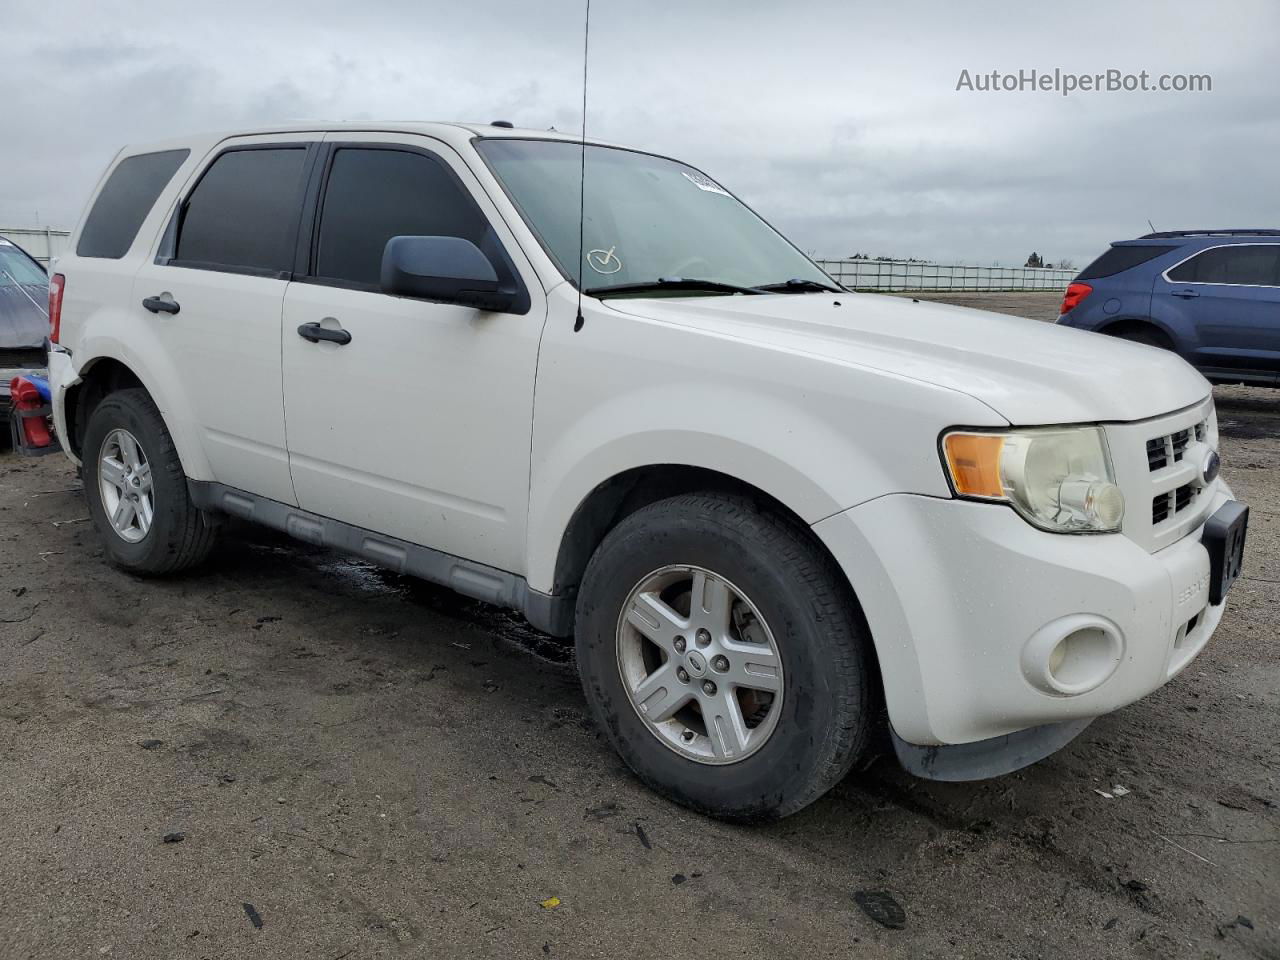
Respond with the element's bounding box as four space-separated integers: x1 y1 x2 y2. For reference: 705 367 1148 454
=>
10 377 54 448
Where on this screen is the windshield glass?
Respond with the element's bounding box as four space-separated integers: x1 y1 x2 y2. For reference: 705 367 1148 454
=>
0 240 47 288
475 139 834 295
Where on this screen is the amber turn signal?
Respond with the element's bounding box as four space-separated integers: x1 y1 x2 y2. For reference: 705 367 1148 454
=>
943 433 1005 498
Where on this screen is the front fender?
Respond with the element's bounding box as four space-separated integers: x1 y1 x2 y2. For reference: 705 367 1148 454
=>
524 316 1002 593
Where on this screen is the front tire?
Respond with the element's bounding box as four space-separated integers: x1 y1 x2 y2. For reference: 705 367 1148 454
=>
82 388 216 575
574 493 875 822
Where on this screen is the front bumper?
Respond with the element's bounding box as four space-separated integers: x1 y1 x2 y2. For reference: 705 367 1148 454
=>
814 483 1233 751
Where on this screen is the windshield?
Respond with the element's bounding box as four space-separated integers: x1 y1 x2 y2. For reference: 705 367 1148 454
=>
475 139 834 296
0 240 47 288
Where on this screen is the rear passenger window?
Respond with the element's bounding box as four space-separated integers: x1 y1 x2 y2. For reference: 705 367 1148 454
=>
175 148 308 276
1076 244 1175 281
1168 246 1280 286
77 149 189 259
314 148 489 287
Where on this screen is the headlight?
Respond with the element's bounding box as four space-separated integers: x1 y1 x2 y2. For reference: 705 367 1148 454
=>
942 426 1124 533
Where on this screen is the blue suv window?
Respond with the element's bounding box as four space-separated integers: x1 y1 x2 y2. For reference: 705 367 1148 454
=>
1168 245 1280 286
1077 244 1175 280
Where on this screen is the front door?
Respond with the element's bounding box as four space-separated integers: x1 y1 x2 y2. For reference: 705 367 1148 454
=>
1158 243 1280 379
281 134 545 574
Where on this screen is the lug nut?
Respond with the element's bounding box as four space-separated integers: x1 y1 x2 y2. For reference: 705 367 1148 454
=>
673 636 686 653
676 667 690 683
712 655 729 672
701 680 717 696
695 628 712 647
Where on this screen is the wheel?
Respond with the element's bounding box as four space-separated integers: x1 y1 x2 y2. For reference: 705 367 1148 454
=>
574 493 875 822
82 388 216 575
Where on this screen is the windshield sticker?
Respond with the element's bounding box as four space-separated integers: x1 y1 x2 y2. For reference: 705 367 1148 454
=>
587 246 623 274
682 172 731 196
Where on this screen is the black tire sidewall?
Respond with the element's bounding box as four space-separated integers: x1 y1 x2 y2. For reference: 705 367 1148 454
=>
82 392 190 572
576 499 867 821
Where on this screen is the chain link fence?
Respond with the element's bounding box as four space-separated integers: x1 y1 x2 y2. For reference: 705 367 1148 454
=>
817 258 1075 292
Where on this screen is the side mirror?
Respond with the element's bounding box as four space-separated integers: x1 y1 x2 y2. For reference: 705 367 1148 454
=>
380 235 516 312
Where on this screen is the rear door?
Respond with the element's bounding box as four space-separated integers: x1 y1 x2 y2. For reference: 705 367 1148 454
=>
133 135 318 504
1157 243 1280 381
280 133 545 574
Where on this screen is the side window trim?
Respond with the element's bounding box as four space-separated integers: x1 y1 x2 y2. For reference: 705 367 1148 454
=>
292 140 530 313
158 141 321 280
1162 242 1280 289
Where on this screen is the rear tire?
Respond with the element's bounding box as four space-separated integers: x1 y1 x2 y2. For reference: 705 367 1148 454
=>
574 492 875 822
82 388 216 575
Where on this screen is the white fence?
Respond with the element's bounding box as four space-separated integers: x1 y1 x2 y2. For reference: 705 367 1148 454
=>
817 258 1075 292
0 228 71 266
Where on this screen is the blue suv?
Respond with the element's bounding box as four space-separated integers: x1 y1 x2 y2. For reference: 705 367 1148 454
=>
1057 229 1280 387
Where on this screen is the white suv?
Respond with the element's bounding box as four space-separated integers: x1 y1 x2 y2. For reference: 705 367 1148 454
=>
46 122 1248 821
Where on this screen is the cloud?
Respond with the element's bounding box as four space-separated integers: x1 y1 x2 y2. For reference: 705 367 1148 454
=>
3 0 1277 266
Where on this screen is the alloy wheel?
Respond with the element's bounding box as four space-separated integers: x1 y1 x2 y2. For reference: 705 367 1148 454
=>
98 428 154 543
616 565 784 764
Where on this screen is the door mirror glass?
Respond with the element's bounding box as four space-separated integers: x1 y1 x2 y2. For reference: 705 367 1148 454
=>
380 235 515 311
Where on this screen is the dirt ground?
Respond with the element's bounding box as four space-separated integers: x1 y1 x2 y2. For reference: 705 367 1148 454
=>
0 292 1276 959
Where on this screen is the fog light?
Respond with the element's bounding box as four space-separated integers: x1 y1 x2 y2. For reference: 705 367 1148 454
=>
1022 614 1124 696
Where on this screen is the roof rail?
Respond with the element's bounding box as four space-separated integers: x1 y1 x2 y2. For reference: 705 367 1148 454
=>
1139 228 1280 239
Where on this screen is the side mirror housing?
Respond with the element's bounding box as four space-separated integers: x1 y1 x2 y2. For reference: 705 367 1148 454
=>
380 235 516 312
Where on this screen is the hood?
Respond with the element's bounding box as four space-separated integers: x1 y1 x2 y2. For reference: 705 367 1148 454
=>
604 292 1210 425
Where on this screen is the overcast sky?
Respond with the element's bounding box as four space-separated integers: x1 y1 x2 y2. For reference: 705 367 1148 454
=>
3 0 1277 266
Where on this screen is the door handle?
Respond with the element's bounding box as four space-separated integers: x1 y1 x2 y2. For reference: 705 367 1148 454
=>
142 294 181 315
1171 288 1200 299
297 321 352 345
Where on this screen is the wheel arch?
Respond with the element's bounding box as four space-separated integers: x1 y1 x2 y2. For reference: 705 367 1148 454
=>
1095 315 1178 350
541 464 883 689
62 351 209 480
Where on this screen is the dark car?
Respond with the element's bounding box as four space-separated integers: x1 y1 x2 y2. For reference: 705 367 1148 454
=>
1056 229 1280 387
0 235 50 431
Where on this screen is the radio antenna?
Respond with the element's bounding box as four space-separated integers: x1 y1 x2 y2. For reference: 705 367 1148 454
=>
573 0 591 332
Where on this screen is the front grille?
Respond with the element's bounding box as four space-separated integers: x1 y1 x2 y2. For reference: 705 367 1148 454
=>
1146 419 1208 473
1111 398 1217 553
1151 482 1197 526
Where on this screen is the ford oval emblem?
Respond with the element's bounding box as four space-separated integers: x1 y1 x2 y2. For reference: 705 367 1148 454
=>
1201 450 1221 485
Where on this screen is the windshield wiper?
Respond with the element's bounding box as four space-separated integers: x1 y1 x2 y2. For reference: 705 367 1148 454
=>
585 277 763 298
753 278 844 294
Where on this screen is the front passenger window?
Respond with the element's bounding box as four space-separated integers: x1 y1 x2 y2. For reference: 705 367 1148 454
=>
315 148 491 288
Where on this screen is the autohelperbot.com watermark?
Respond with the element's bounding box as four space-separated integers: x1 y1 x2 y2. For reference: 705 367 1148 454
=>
955 68 1211 96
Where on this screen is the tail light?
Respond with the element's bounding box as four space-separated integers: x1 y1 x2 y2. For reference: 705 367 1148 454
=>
1059 281 1092 315
48 273 65 343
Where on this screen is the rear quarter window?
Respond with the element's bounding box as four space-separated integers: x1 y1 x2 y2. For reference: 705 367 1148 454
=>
76 149 190 259
1076 244 1177 281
